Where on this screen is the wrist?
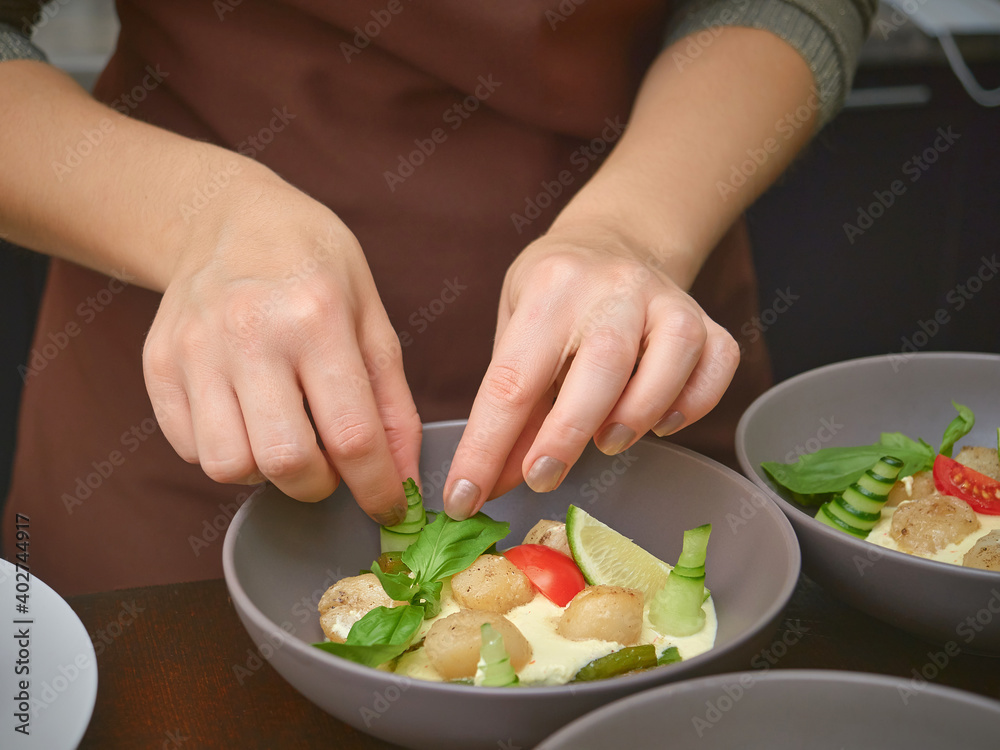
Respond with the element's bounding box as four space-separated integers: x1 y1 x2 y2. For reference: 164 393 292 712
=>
546 179 704 291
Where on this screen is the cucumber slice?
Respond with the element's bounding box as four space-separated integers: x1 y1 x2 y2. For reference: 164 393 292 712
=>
475 623 518 687
648 524 711 637
815 456 901 539
379 478 427 553
572 644 657 682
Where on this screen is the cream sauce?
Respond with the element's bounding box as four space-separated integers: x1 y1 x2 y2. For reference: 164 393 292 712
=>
867 506 1000 566
393 583 718 685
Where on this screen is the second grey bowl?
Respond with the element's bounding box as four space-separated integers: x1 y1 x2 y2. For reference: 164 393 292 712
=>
736 352 1000 654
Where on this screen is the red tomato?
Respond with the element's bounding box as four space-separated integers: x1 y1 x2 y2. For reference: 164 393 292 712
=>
503 544 586 607
933 454 1000 515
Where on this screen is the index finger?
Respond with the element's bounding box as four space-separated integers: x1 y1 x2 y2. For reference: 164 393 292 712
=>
443 309 563 519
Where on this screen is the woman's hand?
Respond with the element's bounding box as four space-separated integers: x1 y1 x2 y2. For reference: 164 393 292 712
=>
143 167 420 523
442 221 740 519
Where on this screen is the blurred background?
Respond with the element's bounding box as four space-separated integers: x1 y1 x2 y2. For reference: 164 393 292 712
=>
2 0 999 501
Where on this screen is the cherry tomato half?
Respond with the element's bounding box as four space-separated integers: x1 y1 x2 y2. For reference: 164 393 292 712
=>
503 544 586 607
933 454 1000 515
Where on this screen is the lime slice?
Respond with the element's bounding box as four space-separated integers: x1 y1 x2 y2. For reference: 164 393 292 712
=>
565 505 672 601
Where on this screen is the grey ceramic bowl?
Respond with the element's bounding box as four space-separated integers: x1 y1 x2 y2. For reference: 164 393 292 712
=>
736 352 1000 654
223 420 800 750
535 669 1000 749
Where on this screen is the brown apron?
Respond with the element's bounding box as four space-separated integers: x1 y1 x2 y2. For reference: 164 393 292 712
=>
6 0 771 595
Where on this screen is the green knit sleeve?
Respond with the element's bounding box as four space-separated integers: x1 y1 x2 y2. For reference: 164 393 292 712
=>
0 1 48 63
665 0 876 127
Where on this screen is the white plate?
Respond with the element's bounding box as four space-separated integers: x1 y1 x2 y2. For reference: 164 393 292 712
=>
0 558 98 749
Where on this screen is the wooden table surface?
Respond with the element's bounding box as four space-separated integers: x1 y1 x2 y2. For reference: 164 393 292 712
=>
68 574 1000 749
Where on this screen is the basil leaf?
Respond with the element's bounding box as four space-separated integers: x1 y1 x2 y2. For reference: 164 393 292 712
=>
414 580 443 619
312 605 422 668
370 561 419 602
938 402 975 458
402 511 510 584
762 437 932 497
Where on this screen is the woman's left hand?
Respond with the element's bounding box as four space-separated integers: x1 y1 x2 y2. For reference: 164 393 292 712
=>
442 221 740 519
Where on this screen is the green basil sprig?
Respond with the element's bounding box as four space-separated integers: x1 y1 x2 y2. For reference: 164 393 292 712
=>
313 510 510 666
762 402 975 502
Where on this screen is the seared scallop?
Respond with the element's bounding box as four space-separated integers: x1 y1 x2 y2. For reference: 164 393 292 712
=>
451 554 535 614
318 573 404 643
523 519 572 557
890 495 980 556
424 609 532 680
886 470 937 507
557 585 644 645
963 530 1000 571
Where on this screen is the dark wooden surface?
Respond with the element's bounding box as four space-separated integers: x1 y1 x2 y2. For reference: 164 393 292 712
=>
68 574 1000 749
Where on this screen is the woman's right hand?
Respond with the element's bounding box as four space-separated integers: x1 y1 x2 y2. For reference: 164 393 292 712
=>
142 162 420 524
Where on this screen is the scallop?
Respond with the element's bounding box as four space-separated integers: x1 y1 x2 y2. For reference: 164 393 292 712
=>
886 470 937 507
963 530 1000 571
523 519 572 557
557 585 643 645
451 554 535 614
955 446 1000 481
424 609 532 680
889 494 981 556
317 573 404 643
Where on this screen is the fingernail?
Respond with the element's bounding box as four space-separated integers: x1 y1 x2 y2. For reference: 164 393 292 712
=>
374 504 407 527
594 423 636 455
652 410 685 437
445 479 481 521
525 456 566 493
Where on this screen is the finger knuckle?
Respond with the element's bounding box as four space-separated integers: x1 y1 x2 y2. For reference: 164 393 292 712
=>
201 455 256 484
546 415 592 446
483 361 534 410
662 309 707 349
325 419 382 463
715 331 742 372
257 443 314 479
584 325 634 367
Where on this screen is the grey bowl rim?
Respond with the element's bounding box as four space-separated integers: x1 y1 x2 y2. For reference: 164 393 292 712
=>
222 421 802 699
735 350 1000 583
536 667 1000 748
